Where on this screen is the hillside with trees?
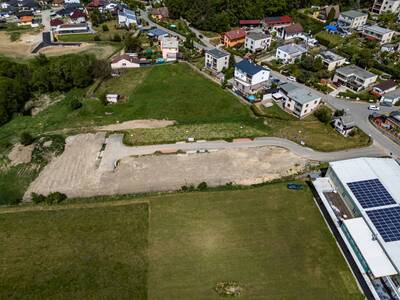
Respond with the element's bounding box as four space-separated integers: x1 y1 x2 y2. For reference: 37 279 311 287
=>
164 0 372 32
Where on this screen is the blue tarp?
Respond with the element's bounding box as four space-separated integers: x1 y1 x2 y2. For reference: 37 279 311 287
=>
325 25 337 32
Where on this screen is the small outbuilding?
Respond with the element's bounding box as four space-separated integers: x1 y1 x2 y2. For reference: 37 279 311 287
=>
106 94 119 103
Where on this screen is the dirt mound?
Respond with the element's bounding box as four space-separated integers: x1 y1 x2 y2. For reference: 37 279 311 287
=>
98 119 175 131
8 144 35 166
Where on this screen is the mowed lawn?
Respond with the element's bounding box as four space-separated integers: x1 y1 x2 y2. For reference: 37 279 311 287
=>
147 183 362 299
0 203 149 299
0 183 362 299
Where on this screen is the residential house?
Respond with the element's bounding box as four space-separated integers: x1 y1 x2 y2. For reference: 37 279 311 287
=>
278 23 304 40
69 10 86 23
111 54 141 69
334 115 356 136
317 5 340 20
160 36 179 61
380 43 400 52
54 23 89 34
50 18 63 28
204 48 230 73
316 50 346 71
276 43 307 64
333 65 378 91
147 28 169 40
223 28 246 47
239 20 261 29
362 25 394 44
150 7 169 21
338 10 368 29
280 83 321 118
263 15 292 30
86 0 104 11
380 89 400 106
18 15 33 26
233 59 270 95
118 8 139 28
371 0 400 14
372 79 397 96
245 31 271 53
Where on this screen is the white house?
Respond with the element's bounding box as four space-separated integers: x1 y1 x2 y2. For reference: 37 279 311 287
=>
276 43 307 64
380 89 400 106
64 0 80 3
362 25 394 44
280 83 321 118
69 10 86 24
233 59 270 95
245 31 271 53
338 10 368 29
372 0 400 14
333 65 378 91
118 8 139 28
333 115 356 136
160 36 179 62
316 50 346 71
278 23 304 40
204 48 230 73
110 54 140 69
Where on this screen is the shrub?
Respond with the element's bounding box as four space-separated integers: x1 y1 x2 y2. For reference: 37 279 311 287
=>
69 98 83 110
93 35 101 41
9 31 21 42
102 24 109 32
31 193 46 204
45 192 67 205
113 33 121 42
197 182 208 190
20 132 34 146
314 106 332 124
334 109 345 117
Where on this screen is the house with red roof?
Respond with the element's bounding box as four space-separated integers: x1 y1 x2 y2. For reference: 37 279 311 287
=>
278 23 304 40
86 0 104 10
223 28 246 47
263 16 292 30
70 10 86 23
239 20 261 29
50 18 63 28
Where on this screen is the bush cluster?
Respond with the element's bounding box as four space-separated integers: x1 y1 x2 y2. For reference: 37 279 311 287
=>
31 192 67 205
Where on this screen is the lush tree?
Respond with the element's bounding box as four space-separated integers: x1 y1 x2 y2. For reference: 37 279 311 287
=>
314 106 332 124
20 132 34 145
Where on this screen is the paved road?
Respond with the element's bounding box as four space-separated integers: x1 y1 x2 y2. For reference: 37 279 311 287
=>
138 12 400 158
100 134 386 171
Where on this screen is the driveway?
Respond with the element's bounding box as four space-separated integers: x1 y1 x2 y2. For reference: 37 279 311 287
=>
99 134 386 172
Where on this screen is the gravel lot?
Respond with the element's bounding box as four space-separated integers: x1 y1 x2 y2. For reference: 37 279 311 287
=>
24 133 308 200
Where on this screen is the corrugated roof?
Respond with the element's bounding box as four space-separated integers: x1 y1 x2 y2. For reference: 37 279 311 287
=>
239 20 261 25
264 15 292 25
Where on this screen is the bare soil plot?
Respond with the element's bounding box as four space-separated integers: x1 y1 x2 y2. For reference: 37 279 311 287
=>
8 143 35 166
25 133 307 199
98 119 175 131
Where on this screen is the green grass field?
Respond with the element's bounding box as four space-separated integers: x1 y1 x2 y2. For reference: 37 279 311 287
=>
57 33 95 42
0 183 363 299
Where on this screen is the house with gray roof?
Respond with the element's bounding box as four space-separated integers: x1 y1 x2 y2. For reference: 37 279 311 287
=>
245 31 271 53
204 48 230 73
338 10 368 29
280 83 321 118
276 43 307 64
333 65 378 91
380 89 400 106
316 50 346 71
363 25 394 44
334 114 356 136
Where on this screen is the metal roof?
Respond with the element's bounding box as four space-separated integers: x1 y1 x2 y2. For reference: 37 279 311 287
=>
364 24 393 35
246 31 269 41
280 83 320 104
235 59 268 76
340 10 367 19
277 43 307 56
318 50 345 63
206 48 229 59
336 65 376 80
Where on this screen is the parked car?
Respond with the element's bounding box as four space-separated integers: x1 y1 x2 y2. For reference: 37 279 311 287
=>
287 76 296 82
368 104 380 111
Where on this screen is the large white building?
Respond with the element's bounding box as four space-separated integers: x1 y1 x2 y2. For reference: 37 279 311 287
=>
245 31 271 53
372 0 400 14
276 43 307 64
363 25 395 44
204 48 230 73
333 65 378 92
233 59 270 95
313 158 400 299
338 10 368 29
280 83 321 118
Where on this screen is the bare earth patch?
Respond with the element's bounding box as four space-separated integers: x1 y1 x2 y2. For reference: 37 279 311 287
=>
8 144 35 166
24 133 308 200
98 119 175 131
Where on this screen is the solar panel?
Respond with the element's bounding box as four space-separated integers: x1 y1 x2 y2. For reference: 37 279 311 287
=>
347 179 396 209
367 206 400 242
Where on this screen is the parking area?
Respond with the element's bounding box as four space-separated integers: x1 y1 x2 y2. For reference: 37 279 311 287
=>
25 133 308 199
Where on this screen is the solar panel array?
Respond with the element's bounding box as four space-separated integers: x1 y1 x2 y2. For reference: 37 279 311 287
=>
367 207 400 242
347 179 396 209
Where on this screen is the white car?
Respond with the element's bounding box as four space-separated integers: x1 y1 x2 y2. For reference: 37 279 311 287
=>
368 105 380 111
287 76 296 82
